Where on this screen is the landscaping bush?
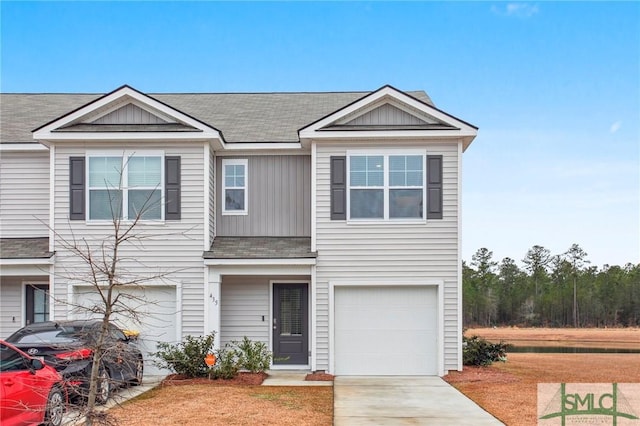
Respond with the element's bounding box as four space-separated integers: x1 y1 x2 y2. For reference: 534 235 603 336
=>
210 347 240 379
232 336 272 373
153 332 216 378
463 335 509 366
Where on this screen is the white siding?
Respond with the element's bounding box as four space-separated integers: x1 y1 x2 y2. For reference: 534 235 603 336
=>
0 151 49 237
0 278 22 338
220 276 270 348
314 141 461 373
52 143 207 338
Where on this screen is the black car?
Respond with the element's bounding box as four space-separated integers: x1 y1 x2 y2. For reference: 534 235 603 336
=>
5 320 143 404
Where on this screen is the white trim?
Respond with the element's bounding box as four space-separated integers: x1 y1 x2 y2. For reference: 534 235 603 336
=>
33 86 222 141
221 158 248 216
328 279 444 376
49 144 55 252
49 265 55 321
456 140 464 371
203 144 211 251
346 149 427 223
269 279 312 368
311 142 317 252
0 143 48 151
217 143 303 152
310 265 317 371
299 86 478 151
85 150 165 222
0 257 54 266
204 258 316 266
207 264 312 277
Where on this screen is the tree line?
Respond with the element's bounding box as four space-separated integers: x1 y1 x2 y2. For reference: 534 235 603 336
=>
463 244 640 327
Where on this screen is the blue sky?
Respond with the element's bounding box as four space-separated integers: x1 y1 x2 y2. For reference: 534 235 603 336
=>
2 1 638 268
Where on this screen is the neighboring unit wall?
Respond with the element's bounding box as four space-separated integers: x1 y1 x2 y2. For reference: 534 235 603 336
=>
216 155 311 236
51 143 207 338
0 151 49 237
314 141 461 372
0 277 23 338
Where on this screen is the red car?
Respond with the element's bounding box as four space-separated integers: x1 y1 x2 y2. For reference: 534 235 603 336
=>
0 340 66 426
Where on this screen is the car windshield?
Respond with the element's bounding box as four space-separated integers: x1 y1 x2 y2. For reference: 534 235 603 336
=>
7 326 89 345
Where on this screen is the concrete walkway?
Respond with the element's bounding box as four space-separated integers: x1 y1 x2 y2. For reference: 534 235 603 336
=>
334 376 504 425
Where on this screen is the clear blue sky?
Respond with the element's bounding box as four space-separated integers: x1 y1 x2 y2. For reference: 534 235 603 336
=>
2 1 638 268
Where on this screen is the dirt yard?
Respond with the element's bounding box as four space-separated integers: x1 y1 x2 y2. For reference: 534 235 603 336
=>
445 327 640 425
109 385 333 425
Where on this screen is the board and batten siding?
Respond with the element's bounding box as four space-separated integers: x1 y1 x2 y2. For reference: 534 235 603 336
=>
220 275 310 349
52 143 207 339
314 141 461 373
216 155 311 236
0 151 50 237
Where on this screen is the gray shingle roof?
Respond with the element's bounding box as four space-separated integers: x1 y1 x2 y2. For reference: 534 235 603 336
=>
1 89 433 143
204 237 316 259
0 237 53 259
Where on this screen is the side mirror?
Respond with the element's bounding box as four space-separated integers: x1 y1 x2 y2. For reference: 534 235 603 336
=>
30 358 44 371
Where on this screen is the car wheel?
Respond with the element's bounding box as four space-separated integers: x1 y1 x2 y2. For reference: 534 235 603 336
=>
131 357 144 386
96 369 111 405
44 386 65 426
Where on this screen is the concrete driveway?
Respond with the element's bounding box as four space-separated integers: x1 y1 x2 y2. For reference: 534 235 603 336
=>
334 376 504 425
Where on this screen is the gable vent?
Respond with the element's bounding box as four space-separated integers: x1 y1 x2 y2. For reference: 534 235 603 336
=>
91 103 171 125
345 104 434 126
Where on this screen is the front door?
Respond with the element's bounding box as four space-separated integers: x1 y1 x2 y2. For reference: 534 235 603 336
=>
273 283 308 365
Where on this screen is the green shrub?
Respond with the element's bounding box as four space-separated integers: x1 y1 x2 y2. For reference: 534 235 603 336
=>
463 335 509 366
153 332 216 378
211 347 240 379
232 337 272 373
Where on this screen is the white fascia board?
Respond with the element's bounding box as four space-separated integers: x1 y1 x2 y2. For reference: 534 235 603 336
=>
302 129 477 141
34 87 221 136
0 257 55 266
203 258 317 266
0 143 48 151
217 142 304 152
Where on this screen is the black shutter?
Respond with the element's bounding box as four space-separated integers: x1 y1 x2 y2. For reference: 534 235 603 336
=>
165 156 181 220
427 155 443 219
69 157 85 220
330 156 346 220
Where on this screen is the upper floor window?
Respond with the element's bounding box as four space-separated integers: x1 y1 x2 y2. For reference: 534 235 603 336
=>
222 159 248 215
88 153 163 221
348 152 425 221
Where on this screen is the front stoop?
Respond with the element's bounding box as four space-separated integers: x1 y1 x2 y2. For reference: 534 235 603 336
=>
262 370 333 386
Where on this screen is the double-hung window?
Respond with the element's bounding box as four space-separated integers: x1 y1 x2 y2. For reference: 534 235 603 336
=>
348 152 425 221
222 159 248 215
88 153 163 221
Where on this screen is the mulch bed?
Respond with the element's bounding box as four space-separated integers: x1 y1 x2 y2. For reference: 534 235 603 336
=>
305 372 334 381
162 372 268 386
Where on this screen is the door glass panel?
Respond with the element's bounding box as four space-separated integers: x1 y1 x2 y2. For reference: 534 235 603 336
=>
280 288 302 336
33 287 49 323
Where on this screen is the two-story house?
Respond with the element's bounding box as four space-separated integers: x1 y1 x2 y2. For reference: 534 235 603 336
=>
0 85 477 376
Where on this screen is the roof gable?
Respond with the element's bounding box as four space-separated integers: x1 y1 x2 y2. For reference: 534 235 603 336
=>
299 85 477 150
32 85 222 146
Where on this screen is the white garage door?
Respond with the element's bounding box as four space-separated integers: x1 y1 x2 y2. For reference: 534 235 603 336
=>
334 286 438 375
72 286 178 375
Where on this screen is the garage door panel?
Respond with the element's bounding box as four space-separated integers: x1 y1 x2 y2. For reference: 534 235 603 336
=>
335 286 438 376
73 286 178 375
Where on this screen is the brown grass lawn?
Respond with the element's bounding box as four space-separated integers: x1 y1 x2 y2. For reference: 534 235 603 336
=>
445 327 640 425
109 385 333 425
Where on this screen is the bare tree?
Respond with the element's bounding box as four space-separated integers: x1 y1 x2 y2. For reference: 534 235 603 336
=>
49 155 186 425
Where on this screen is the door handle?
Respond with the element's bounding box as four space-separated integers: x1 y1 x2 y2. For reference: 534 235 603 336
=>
4 378 14 386
273 317 277 330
